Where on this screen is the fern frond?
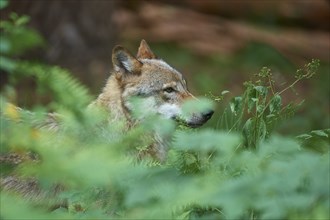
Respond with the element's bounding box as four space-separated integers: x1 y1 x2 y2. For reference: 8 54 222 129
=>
15 61 93 113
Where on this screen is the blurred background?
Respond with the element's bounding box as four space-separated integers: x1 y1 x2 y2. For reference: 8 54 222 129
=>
1 0 329 134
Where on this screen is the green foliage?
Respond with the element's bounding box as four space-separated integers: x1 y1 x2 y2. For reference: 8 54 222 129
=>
0 12 45 72
14 62 93 113
218 60 320 149
1 11 329 220
297 128 330 154
0 0 8 9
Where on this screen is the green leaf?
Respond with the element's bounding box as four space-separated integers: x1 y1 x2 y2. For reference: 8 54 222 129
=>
269 94 282 114
257 104 265 114
296 134 313 140
254 86 267 97
0 56 16 71
0 0 8 9
221 90 230 95
247 90 256 113
5 28 45 55
15 15 30 26
243 118 266 148
311 130 328 138
0 36 10 53
230 96 242 115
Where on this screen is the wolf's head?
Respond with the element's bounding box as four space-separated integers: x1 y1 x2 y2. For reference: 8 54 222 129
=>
112 40 214 127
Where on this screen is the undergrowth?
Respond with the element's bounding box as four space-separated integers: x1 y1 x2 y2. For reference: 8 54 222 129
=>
1 6 329 220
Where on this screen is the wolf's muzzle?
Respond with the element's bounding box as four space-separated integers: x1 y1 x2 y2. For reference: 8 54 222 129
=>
185 109 214 128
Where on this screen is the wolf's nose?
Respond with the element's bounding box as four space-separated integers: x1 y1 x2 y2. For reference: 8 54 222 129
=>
203 110 214 120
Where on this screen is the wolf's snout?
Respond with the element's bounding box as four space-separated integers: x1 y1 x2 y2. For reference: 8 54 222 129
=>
202 110 214 121
183 109 214 128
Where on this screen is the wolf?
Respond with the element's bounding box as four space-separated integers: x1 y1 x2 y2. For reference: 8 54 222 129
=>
1 40 213 162
0 40 214 207
90 40 214 160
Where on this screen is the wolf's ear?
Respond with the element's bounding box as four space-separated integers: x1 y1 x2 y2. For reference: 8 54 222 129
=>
137 39 157 59
112 46 142 74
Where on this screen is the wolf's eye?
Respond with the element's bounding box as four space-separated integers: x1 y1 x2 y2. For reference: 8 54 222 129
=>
164 87 175 93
